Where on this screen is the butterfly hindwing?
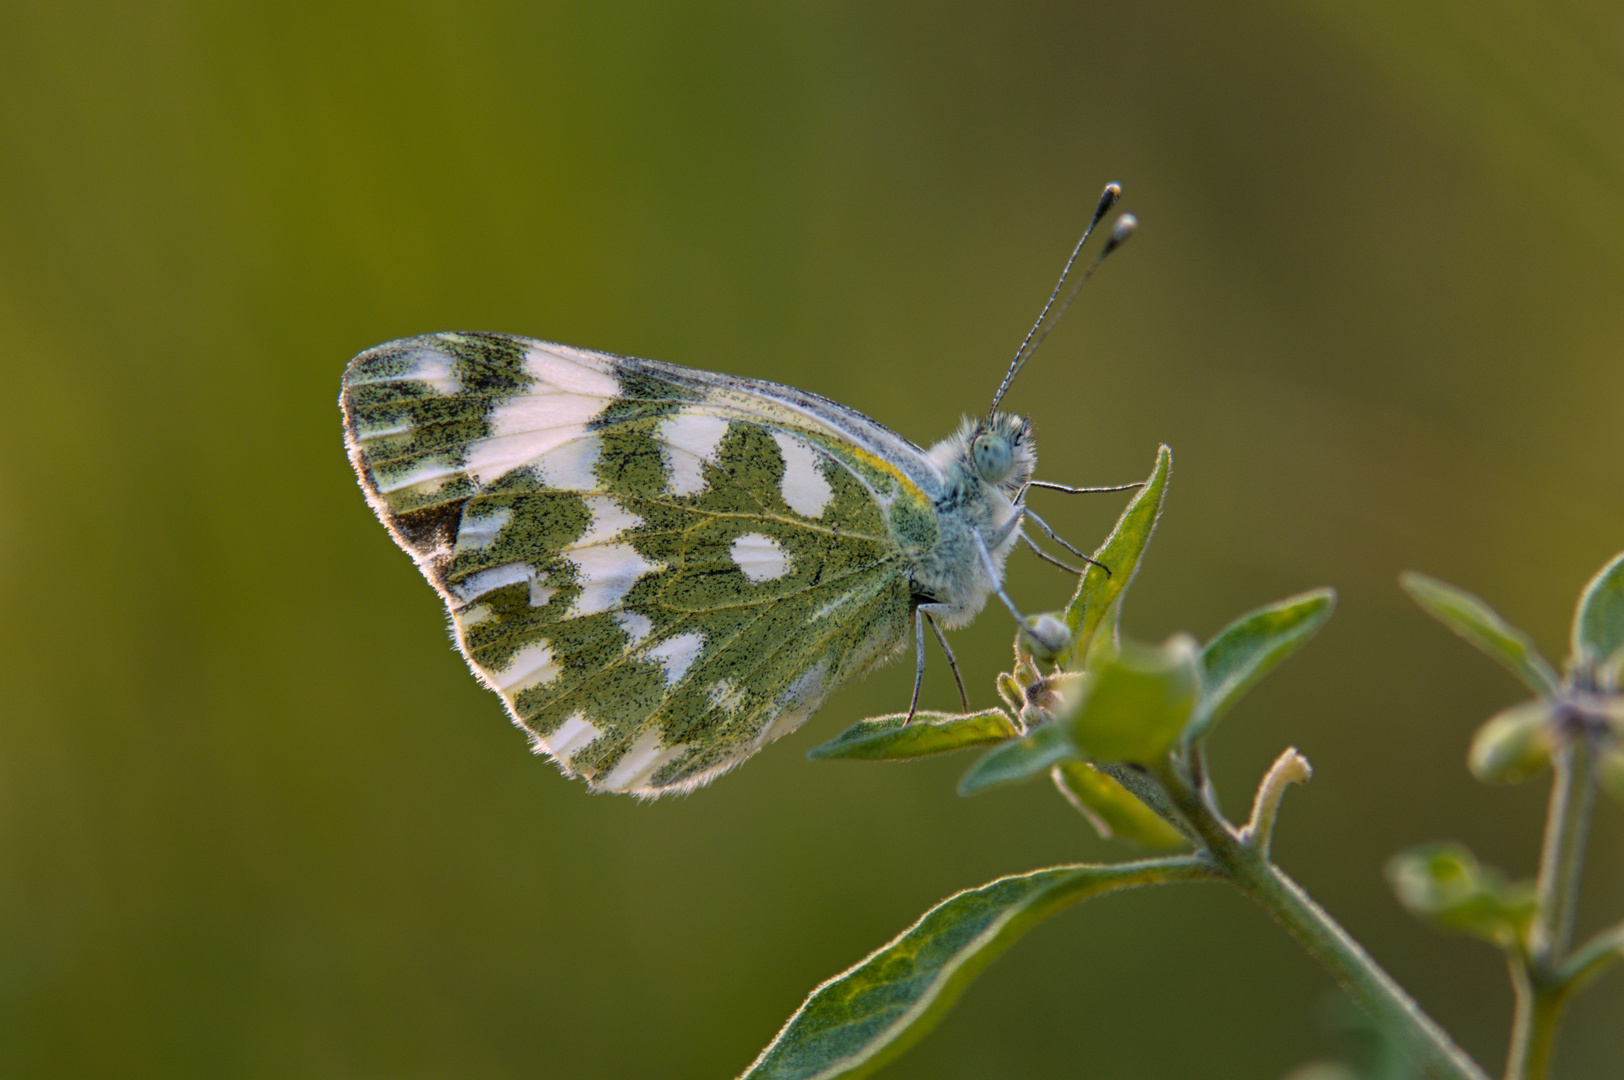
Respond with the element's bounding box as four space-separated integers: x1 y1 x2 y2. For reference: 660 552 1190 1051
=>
342 332 935 794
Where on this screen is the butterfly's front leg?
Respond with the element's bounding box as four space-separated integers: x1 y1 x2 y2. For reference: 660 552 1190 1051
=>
1021 506 1110 575
1016 477 1143 575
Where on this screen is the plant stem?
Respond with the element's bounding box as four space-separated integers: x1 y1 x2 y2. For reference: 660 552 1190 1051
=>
1506 726 1601 1080
1155 759 1491 1080
1238 747 1312 859
1557 920 1624 993
1505 958 1564 1080
1530 728 1598 966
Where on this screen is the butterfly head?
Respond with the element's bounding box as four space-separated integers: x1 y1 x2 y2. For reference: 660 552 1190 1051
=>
968 412 1035 496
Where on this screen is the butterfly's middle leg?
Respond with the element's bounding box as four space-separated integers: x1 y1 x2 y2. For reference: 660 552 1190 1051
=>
907 603 970 722
925 611 970 713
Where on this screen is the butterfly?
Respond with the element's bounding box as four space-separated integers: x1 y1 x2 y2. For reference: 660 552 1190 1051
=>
340 187 1134 797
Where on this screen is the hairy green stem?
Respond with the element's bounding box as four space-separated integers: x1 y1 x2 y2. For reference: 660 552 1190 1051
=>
1506 728 1601 1080
1506 959 1564 1080
1530 729 1598 965
1155 758 1490 1080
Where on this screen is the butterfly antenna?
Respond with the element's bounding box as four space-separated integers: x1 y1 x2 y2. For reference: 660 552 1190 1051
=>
987 185 1136 419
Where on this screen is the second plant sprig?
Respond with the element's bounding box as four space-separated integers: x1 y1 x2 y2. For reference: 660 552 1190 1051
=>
1395 556 1624 1080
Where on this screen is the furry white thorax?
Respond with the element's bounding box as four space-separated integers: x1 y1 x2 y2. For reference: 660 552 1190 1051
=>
908 413 1034 629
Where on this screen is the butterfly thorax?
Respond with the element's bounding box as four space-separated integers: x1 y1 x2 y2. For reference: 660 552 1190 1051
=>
906 413 1035 629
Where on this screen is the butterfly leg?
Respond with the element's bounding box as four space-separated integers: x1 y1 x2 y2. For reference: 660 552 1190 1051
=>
906 608 928 723
971 528 1035 631
1026 479 1144 494
924 610 970 713
1022 506 1110 574
1019 531 1085 574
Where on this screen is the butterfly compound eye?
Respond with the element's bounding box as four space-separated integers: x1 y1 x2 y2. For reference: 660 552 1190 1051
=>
971 431 1015 485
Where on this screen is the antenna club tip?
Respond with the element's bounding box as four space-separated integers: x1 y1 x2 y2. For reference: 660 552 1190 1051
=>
1102 213 1137 253
1095 183 1122 215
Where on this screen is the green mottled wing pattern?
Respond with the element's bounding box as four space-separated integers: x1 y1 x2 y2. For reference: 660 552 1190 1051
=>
341 332 939 795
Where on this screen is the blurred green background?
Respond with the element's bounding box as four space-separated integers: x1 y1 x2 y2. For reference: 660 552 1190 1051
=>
2 2 1620 1077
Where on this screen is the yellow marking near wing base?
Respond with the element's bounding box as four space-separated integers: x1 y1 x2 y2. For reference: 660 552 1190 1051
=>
846 445 930 506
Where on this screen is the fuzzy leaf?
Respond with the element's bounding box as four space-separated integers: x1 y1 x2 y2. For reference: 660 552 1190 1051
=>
1052 762 1189 849
1386 843 1535 949
1065 635 1199 764
808 710 1019 761
1399 572 1561 696
1186 588 1337 742
1062 445 1171 669
1573 552 1624 671
739 859 1214 1080
956 723 1077 796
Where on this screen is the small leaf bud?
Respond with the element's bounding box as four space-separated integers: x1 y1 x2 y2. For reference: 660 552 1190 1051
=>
1467 699 1556 784
1021 613 1071 664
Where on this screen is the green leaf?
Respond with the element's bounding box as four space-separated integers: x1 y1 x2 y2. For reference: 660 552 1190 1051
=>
1061 445 1172 669
1573 552 1624 671
1399 572 1561 696
1065 635 1199 764
1052 761 1189 850
739 858 1215 1080
1386 843 1536 949
1600 649 1624 696
808 709 1019 761
956 723 1077 796
1466 699 1556 784
1091 761 1187 831
1185 588 1337 743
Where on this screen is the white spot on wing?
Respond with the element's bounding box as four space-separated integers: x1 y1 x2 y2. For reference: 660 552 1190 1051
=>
460 344 618 487
490 641 559 694
759 661 829 744
772 432 833 517
543 713 601 764
647 630 705 686
568 543 663 616
374 460 458 495
355 419 411 441
601 728 689 792
785 662 827 707
708 679 746 713
404 347 460 393
453 562 558 608
452 561 531 603
530 578 558 607
615 611 653 647
573 499 643 548
730 533 793 583
456 506 511 550
657 410 731 495
536 435 601 492
523 346 622 396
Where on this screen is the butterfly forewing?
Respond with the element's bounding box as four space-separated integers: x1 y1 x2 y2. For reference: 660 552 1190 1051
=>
342 332 932 795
